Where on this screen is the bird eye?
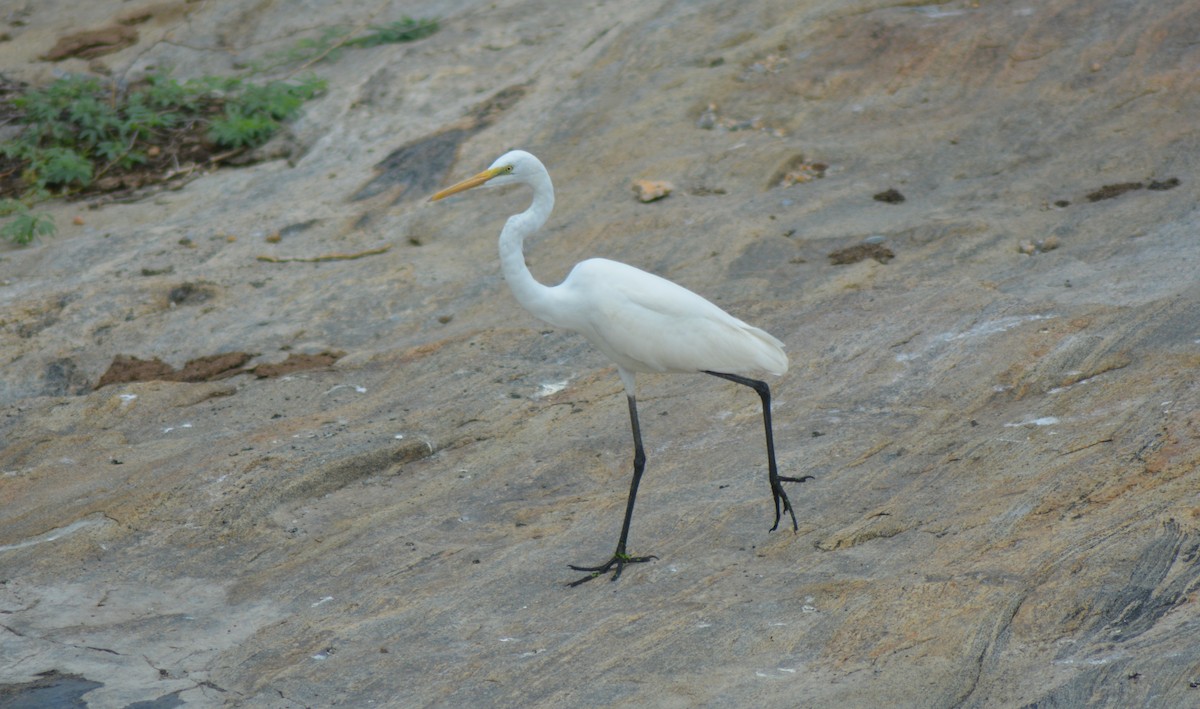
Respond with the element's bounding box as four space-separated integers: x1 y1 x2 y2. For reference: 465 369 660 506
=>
504 165 514 173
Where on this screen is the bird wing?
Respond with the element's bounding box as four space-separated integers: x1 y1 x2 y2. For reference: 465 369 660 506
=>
559 259 788 376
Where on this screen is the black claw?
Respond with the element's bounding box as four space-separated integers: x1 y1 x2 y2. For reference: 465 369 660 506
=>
566 553 657 587
702 372 812 537
769 474 814 533
768 492 797 533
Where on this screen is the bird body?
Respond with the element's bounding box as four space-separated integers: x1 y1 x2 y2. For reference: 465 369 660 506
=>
431 150 808 585
550 257 788 384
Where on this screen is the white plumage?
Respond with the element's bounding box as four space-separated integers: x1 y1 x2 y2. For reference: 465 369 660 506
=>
431 150 809 585
554 258 788 381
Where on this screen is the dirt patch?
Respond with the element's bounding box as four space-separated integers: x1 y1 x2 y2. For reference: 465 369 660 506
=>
1147 177 1180 191
1086 182 1144 202
95 350 345 388
167 282 217 306
95 355 175 388
41 26 139 61
829 243 895 265
96 352 250 387
174 352 255 382
873 188 906 204
1068 178 1178 203
253 351 345 378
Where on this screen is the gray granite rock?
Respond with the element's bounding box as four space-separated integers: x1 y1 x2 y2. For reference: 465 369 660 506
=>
1 0 1198 706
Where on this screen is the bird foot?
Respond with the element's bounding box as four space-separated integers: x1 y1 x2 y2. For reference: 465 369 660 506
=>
567 552 657 587
770 474 815 533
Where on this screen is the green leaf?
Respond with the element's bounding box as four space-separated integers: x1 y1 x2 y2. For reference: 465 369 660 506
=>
1 210 56 245
1 67 326 202
346 17 439 47
208 110 279 149
37 147 94 188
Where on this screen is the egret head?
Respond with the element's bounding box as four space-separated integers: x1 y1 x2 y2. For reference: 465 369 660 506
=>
429 150 546 201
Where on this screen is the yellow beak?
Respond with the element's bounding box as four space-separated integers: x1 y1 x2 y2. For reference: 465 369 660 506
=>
429 166 506 201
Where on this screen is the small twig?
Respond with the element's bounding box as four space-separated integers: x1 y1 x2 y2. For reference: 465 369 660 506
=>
162 161 198 180
1058 437 1114 457
207 147 247 164
288 28 360 76
91 133 141 183
256 245 391 263
848 439 890 468
287 3 387 78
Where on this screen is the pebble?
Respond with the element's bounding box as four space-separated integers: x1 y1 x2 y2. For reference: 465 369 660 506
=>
632 179 673 203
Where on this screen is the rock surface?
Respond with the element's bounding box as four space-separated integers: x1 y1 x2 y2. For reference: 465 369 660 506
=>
1 0 1199 706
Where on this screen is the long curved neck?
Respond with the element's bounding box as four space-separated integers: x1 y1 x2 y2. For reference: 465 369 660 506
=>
498 170 562 324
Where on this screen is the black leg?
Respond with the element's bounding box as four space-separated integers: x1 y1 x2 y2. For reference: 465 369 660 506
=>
705 371 813 532
567 394 657 587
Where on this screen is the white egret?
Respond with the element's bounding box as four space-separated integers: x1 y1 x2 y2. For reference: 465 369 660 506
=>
430 150 810 586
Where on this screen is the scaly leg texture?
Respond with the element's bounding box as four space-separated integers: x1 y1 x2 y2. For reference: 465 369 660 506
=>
568 394 657 586
706 371 813 531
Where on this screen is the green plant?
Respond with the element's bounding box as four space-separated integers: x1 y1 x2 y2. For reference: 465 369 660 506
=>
0 14 435 246
345 18 439 48
207 74 325 148
207 109 279 149
0 199 55 245
1 72 326 195
0 71 326 244
248 16 439 74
